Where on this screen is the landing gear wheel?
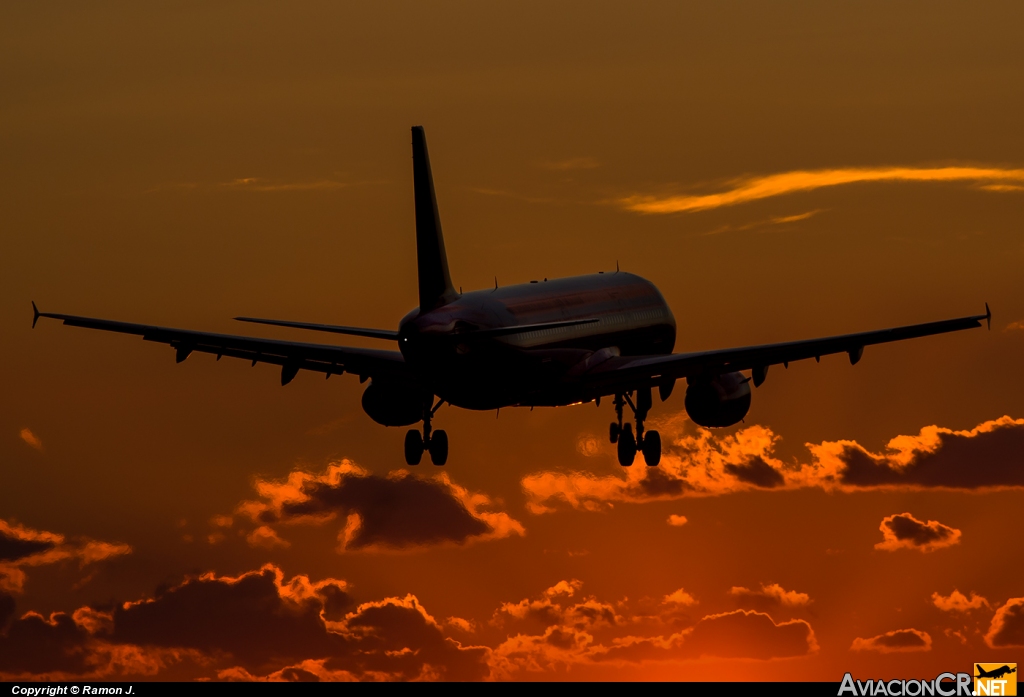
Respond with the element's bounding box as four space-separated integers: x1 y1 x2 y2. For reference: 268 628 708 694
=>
428 429 449 466
609 422 620 444
641 430 661 466
617 424 636 466
404 429 424 465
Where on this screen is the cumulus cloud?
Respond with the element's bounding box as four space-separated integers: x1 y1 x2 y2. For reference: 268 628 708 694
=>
489 581 816 677
494 580 620 632
932 590 989 612
521 415 1024 513
619 165 1024 214
1 564 488 681
0 519 130 594
851 628 932 653
663 589 698 607
666 515 688 527
729 584 811 613
874 513 961 553
18 428 42 451
234 460 523 552
985 598 1024 648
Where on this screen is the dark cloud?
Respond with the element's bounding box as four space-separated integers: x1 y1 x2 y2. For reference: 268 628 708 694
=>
0 610 92 675
822 416 1024 490
852 628 932 653
0 534 55 563
109 564 488 680
236 462 522 551
111 566 339 671
986 598 1024 648
724 457 785 488
0 593 15 628
875 513 961 552
522 417 1024 514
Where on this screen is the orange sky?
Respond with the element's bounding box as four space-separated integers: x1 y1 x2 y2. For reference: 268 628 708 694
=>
2 0 1024 682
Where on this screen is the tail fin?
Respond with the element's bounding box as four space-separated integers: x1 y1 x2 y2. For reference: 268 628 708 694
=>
412 126 457 312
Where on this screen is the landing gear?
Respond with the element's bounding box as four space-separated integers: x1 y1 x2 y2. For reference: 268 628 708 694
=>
609 388 661 467
405 398 448 466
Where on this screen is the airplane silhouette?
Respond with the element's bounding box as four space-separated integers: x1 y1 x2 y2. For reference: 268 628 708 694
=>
32 127 991 467
977 666 1017 680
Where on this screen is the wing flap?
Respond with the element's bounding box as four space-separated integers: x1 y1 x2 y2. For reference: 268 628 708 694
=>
34 309 412 382
579 307 989 393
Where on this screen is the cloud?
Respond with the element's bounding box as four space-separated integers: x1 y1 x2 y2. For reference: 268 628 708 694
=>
874 513 961 553
729 584 811 613
1005 320 1024 332
702 209 823 236
851 628 932 653
111 564 488 680
235 460 523 552
618 165 1024 214
18 428 42 451
932 590 990 612
521 415 1024 513
985 598 1024 648
489 581 815 677
805 416 1024 491
663 589 698 607
494 580 620 632
666 515 688 527
0 519 130 594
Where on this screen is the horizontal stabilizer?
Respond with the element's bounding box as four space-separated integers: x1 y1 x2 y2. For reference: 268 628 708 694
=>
234 317 399 341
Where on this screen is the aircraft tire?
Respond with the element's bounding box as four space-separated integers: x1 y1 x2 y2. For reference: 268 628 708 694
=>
642 430 661 466
609 422 620 443
429 429 449 466
617 427 636 466
404 429 424 465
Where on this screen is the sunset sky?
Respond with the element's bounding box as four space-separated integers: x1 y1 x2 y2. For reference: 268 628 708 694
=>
3 1 1024 681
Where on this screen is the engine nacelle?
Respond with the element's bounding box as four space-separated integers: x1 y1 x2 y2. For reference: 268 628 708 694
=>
684 371 751 428
361 381 428 427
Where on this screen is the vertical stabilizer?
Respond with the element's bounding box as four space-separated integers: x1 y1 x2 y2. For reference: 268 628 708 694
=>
412 126 457 312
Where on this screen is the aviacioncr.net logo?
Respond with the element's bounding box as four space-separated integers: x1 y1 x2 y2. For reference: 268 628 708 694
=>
839 672 973 696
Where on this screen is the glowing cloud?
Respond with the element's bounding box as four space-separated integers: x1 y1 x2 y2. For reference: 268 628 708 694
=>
985 597 1024 648
932 590 990 612
729 583 811 611
234 460 524 552
619 165 1024 214
874 513 961 553
666 515 688 527
851 628 932 653
18 428 42 451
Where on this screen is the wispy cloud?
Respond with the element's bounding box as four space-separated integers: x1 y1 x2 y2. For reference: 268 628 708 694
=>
18 428 42 451
703 209 822 236
619 165 1024 214
538 157 600 171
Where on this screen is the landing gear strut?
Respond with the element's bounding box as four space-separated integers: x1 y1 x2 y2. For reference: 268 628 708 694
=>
405 398 448 466
608 388 661 467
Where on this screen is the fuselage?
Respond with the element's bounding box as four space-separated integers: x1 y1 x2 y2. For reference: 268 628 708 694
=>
397 272 676 409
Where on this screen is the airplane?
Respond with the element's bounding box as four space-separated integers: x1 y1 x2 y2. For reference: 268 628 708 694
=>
976 665 1016 680
32 126 991 467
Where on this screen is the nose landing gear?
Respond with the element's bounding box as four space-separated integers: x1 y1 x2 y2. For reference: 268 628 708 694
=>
405 398 448 466
608 389 661 467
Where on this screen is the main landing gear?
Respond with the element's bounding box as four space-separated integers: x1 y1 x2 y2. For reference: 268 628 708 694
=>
608 388 661 467
405 398 448 466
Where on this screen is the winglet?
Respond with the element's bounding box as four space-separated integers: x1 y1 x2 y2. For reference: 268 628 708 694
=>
31 301 40 329
985 302 991 330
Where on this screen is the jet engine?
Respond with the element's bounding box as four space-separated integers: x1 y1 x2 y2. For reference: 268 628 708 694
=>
361 381 428 427
684 371 751 428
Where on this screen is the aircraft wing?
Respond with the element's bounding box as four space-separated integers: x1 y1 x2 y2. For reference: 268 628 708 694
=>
32 306 413 386
579 306 990 394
